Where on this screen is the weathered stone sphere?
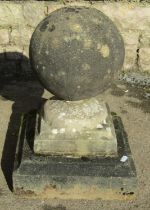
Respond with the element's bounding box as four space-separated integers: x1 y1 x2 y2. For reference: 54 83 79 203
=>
30 6 124 100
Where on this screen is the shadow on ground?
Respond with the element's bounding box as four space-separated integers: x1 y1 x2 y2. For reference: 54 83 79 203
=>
110 83 150 113
0 52 44 191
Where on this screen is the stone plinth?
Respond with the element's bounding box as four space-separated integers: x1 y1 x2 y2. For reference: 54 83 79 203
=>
34 98 117 157
13 113 137 199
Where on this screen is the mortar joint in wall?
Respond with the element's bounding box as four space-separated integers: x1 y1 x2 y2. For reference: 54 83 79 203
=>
44 5 49 16
135 33 142 71
8 26 13 45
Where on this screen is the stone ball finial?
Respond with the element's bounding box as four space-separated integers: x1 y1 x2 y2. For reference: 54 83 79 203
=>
29 6 125 101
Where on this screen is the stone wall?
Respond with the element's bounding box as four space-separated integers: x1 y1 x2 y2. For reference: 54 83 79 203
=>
0 1 150 80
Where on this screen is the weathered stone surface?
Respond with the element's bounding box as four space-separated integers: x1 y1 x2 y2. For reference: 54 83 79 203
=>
0 29 9 45
0 3 23 27
44 98 108 132
34 99 117 157
10 27 34 46
140 32 150 48
23 2 45 28
30 6 124 100
95 3 150 31
122 31 139 46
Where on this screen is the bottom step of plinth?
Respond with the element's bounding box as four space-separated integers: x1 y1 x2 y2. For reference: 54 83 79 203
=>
13 111 137 200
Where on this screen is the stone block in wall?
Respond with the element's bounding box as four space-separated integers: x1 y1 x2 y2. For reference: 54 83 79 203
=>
0 3 23 27
140 32 150 48
23 2 46 28
0 29 9 45
122 31 139 46
10 27 34 46
10 28 21 46
93 3 150 32
121 31 139 71
123 45 137 71
139 47 150 73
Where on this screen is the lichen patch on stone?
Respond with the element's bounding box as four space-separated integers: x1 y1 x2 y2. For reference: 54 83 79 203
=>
108 69 111 74
51 129 58 135
58 71 66 76
82 63 91 71
64 35 80 42
51 38 59 48
60 128 65 134
92 18 100 24
45 50 49 55
70 23 82 33
100 44 110 58
84 39 92 49
97 43 102 50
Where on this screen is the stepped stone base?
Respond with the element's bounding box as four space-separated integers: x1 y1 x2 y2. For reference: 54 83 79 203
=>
13 111 137 200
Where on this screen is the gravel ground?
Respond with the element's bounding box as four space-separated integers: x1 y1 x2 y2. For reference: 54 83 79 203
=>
0 79 150 210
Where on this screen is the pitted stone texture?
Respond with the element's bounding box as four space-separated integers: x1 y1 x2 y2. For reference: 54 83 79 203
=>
34 100 117 157
30 6 125 100
43 97 108 133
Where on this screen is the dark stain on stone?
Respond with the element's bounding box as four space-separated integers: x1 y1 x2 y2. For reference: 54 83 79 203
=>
65 7 76 13
49 24 55 32
66 16 69 20
40 20 49 32
43 204 66 210
65 7 83 13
